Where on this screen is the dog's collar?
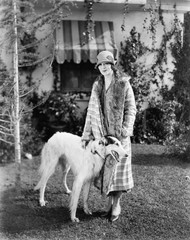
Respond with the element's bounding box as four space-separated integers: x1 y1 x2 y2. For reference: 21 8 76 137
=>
94 150 105 160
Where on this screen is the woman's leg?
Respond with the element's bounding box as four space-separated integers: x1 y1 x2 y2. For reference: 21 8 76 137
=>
102 191 122 221
101 195 113 217
110 191 122 221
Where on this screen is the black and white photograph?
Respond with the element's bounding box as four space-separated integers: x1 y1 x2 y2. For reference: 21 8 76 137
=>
0 0 190 239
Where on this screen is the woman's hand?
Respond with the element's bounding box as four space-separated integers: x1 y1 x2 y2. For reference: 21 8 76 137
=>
81 140 89 149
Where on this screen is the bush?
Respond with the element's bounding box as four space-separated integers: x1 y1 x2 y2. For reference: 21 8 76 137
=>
33 91 85 141
0 112 45 163
133 107 165 144
133 99 182 145
21 112 45 156
165 125 190 162
0 142 14 163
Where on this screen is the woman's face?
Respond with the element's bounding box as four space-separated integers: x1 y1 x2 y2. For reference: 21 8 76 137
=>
98 62 113 77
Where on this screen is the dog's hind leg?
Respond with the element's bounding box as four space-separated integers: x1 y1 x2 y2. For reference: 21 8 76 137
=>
38 166 56 206
62 165 71 194
70 176 84 222
39 180 48 207
83 180 92 215
60 157 71 194
35 159 58 207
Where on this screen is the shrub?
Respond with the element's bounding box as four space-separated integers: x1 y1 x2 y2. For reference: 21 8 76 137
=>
20 112 45 156
0 142 14 163
0 112 45 163
133 107 165 144
33 91 85 141
133 99 182 145
165 124 190 162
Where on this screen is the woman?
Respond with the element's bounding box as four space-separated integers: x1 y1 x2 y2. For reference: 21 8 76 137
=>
81 50 136 222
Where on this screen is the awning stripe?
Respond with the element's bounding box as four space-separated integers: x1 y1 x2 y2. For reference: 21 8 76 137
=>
94 21 106 52
55 20 117 64
71 21 81 63
102 22 114 52
78 21 89 62
64 21 72 61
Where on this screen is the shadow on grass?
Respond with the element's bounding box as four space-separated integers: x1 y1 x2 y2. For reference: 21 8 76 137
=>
132 152 188 168
0 186 89 237
1 185 190 240
132 144 189 168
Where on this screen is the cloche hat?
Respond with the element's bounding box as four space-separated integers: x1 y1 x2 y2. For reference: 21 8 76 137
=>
95 50 116 68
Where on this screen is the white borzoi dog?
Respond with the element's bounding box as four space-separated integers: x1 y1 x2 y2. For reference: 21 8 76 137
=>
34 132 127 222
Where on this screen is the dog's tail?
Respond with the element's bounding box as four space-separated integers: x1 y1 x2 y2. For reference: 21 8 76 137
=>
34 142 59 191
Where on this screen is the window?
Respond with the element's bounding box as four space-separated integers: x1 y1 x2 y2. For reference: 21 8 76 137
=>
60 60 99 92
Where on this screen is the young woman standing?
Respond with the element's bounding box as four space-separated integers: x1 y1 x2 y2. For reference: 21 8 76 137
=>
81 50 137 222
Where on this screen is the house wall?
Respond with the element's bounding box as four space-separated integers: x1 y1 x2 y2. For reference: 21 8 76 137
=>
1 1 189 110
35 1 186 97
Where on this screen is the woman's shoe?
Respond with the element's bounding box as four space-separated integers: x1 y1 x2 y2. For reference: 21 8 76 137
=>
101 208 112 218
110 199 121 222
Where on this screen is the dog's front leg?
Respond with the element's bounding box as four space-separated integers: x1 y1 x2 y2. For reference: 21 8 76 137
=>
70 177 84 222
83 180 92 215
38 180 48 207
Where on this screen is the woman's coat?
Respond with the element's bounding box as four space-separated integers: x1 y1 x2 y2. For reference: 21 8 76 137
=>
82 75 137 193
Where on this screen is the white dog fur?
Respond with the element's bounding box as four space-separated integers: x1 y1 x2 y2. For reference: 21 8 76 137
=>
34 132 127 222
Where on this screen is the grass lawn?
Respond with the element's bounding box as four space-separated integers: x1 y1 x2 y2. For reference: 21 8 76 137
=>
0 144 190 240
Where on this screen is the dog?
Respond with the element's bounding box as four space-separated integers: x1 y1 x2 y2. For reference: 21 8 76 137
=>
34 132 127 222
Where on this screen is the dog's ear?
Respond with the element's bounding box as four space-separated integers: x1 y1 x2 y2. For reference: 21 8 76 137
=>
90 140 99 154
99 137 108 146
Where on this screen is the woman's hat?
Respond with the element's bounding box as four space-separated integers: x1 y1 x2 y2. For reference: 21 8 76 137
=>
95 50 116 68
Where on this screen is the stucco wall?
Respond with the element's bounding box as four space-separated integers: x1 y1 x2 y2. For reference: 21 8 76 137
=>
34 3 185 95
0 2 187 96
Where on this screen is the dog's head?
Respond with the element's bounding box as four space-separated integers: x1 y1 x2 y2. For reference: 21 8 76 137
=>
91 136 128 162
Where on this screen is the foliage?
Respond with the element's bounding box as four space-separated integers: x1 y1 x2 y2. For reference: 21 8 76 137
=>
165 12 190 159
120 5 183 108
0 58 14 145
133 99 181 144
20 112 45 156
170 12 190 126
120 27 151 111
0 0 74 162
0 111 44 163
33 91 85 141
121 0 129 31
120 2 190 159
165 124 190 161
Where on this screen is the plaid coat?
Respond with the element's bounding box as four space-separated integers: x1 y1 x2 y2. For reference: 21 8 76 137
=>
82 74 136 193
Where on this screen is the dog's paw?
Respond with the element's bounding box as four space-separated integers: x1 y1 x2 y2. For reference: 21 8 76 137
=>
71 217 80 223
39 200 48 207
65 189 72 195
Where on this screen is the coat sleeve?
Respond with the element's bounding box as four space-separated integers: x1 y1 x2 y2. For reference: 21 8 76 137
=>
121 79 137 137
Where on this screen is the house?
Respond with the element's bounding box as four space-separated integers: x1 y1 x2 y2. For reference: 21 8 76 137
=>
1 0 190 113
32 0 190 114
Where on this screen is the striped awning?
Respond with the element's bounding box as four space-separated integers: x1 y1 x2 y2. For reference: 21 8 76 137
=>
55 20 117 64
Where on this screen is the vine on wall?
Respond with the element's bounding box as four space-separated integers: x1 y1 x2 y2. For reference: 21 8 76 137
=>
119 3 186 147
120 3 183 107
83 0 101 43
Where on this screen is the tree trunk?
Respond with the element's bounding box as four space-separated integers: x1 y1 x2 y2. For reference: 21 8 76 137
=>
13 0 21 194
